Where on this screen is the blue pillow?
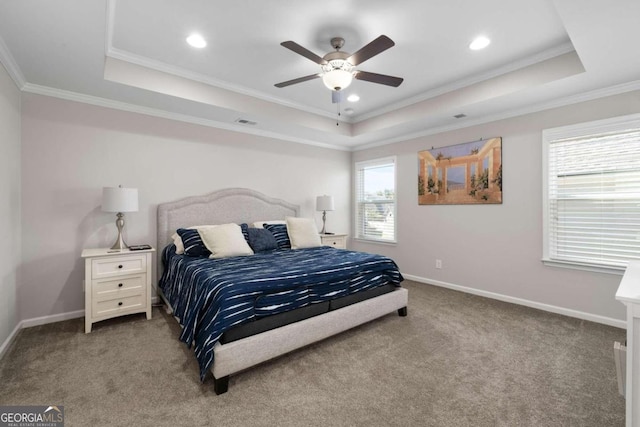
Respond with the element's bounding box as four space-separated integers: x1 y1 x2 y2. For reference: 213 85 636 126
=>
176 228 211 257
263 224 291 249
247 228 279 253
240 223 250 243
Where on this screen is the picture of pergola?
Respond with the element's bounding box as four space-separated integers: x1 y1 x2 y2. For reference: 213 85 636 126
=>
418 137 502 205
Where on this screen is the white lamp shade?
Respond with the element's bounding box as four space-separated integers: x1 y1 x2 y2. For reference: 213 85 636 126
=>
316 195 335 212
102 187 139 213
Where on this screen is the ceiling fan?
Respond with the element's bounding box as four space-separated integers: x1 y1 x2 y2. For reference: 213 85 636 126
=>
274 35 404 97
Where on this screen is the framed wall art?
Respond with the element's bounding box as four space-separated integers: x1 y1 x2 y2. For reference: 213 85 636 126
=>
418 137 502 205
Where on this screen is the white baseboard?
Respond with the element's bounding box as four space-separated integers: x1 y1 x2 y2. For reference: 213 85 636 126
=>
0 310 85 361
1 296 163 361
403 274 626 329
0 322 22 361
20 309 85 329
0 310 84 359
1 309 85 361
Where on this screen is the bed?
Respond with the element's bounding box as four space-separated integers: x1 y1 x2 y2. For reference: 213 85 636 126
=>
157 188 408 394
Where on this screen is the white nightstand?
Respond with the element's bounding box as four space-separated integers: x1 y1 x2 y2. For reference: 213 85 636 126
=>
319 233 348 249
81 247 155 333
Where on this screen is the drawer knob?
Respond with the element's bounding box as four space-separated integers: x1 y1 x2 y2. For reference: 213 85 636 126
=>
118 265 123 269
118 302 123 306
118 283 123 287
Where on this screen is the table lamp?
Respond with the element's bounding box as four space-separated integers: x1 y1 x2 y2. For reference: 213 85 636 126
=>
102 185 139 250
316 195 335 235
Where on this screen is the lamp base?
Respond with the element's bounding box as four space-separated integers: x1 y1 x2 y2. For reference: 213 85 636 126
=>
110 212 129 250
320 210 328 235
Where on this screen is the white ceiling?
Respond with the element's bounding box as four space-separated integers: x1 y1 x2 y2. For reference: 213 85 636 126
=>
0 0 639 150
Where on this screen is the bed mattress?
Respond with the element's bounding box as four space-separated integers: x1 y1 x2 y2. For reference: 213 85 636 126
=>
219 283 397 344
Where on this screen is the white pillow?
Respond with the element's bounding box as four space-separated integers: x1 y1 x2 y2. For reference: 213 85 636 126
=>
252 220 286 229
198 223 254 259
286 217 321 249
171 233 185 254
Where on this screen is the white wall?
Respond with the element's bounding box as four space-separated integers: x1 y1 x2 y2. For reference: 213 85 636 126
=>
20 94 351 320
0 61 21 349
352 90 640 324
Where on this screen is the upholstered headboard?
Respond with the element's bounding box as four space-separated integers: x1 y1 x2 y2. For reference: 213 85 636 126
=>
156 188 299 250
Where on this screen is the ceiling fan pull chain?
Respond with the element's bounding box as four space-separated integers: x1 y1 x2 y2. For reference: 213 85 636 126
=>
336 98 341 126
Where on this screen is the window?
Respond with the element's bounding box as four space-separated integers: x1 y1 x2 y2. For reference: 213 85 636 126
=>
542 113 640 274
355 157 397 243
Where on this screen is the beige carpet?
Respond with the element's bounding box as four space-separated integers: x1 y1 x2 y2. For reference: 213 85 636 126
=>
0 281 626 426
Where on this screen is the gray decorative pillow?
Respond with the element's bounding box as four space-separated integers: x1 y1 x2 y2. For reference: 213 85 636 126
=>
247 227 279 252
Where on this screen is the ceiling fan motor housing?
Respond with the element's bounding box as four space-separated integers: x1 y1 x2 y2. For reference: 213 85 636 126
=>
330 37 345 50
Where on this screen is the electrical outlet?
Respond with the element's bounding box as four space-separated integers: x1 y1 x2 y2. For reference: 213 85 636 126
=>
436 259 442 269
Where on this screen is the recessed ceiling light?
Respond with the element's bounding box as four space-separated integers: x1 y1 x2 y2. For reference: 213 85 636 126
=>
469 36 490 50
347 94 360 102
186 34 207 48
343 108 355 115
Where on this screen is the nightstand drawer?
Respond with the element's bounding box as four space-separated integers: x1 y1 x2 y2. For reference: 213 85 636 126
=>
92 255 146 279
93 294 146 317
320 235 347 249
92 275 145 301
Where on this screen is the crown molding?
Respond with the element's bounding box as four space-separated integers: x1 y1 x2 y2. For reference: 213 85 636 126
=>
0 33 26 89
22 83 350 152
105 47 351 123
21 77 640 154
354 42 577 123
104 0 347 123
352 79 640 151
105 0 116 57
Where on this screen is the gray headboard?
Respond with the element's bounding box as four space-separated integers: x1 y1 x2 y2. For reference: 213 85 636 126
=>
157 188 299 250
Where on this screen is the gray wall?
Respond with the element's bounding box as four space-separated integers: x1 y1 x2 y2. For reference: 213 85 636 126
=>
352 90 640 323
19 93 351 320
0 62 21 349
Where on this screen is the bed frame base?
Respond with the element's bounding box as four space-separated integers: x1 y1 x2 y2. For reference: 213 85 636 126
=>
213 376 230 395
211 287 408 394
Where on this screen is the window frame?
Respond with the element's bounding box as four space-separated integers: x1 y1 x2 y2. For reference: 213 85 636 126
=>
354 156 398 245
542 113 640 275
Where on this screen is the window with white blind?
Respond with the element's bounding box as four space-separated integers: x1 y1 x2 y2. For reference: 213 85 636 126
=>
542 113 640 274
355 157 397 243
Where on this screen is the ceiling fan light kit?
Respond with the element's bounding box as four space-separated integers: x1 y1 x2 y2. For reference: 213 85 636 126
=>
322 64 354 91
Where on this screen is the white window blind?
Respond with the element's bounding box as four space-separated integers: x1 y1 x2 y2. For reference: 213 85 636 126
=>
355 157 396 243
543 115 640 272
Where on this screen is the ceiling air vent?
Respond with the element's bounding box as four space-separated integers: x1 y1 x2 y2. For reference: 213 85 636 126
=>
453 113 467 119
235 118 257 125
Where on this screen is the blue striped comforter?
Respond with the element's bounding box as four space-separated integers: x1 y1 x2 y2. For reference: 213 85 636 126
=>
159 245 404 381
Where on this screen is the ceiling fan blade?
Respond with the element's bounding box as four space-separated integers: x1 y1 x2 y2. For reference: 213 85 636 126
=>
355 71 404 87
274 73 322 88
347 35 395 66
280 41 328 65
